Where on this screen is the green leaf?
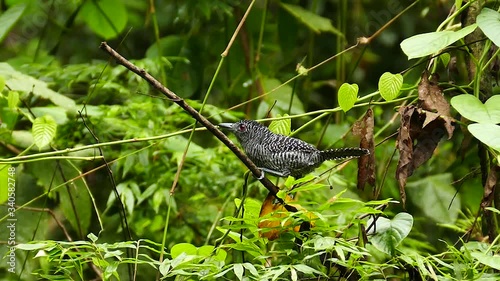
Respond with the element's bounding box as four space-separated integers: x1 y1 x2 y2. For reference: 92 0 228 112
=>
406 174 460 223
451 95 500 124
337 83 359 112
20 107 68 125
234 263 244 281
293 264 326 276
468 124 500 152
7 91 19 109
32 115 57 150
145 35 183 58
439 53 451 67
281 3 343 36
16 243 53 251
80 0 127 39
471 252 500 270
11 130 34 148
369 212 413 256
313 236 336 251
400 24 477 59
243 263 259 277
0 4 26 43
88 233 98 242
269 116 291 136
197 245 214 257
477 8 500 47
58 166 92 235
171 243 197 258
378 72 403 101
0 63 76 111
198 246 226 262
243 198 262 221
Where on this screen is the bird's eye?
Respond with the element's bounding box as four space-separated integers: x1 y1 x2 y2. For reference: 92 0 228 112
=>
238 123 246 132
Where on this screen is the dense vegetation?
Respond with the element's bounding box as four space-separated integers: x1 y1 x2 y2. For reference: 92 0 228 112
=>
0 0 499 280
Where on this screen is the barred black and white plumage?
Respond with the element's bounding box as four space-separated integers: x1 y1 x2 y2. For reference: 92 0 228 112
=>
219 120 370 178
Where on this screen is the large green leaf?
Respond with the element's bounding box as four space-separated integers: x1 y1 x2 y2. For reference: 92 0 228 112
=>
451 95 500 124
57 170 92 236
145 35 183 58
11 130 34 149
0 4 26 43
0 63 75 111
400 24 477 59
477 8 500 47
370 213 413 256
468 124 500 152
407 174 460 223
260 78 305 116
280 3 343 36
80 0 127 39
471 252 500 271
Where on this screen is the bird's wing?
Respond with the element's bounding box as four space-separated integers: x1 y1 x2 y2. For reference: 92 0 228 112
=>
263 135 317 153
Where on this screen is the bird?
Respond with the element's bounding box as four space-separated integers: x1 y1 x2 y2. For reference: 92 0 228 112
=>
219 120 369 178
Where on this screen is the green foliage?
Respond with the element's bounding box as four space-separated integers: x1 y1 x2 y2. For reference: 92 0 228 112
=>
0 0 499 280
451 95 500 152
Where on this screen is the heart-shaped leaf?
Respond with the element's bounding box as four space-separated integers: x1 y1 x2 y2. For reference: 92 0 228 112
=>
33 115 57 150
369 212 413 256
338 83 359 112
379 72 403 101
451 95 500 124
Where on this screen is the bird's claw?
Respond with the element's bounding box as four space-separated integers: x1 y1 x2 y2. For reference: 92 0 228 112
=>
256 169 265 180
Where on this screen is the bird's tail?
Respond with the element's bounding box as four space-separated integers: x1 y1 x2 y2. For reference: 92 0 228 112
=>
319 147 370 161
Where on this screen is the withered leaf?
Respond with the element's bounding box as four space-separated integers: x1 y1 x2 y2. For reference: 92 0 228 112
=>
418 71 454 138
353 108 376 191
396 106 415 207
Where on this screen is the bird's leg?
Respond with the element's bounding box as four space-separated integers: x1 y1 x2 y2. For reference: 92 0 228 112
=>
259 167 289 178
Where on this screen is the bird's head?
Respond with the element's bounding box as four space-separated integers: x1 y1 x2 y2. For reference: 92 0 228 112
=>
219 120 268 143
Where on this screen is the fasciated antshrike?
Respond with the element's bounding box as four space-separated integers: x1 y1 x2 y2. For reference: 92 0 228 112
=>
219 120 369 178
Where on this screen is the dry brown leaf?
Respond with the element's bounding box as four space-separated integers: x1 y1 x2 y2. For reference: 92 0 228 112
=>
353 108 376 191
396 106 415 207
396 72 457 206
417 71 454 138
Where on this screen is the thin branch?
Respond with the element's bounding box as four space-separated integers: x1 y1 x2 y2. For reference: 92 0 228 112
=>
98 42 295 210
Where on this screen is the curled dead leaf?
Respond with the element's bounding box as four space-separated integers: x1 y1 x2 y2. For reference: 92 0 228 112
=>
353 108 376 191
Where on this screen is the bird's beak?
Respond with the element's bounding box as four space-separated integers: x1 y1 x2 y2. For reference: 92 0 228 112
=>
218 123 234 129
